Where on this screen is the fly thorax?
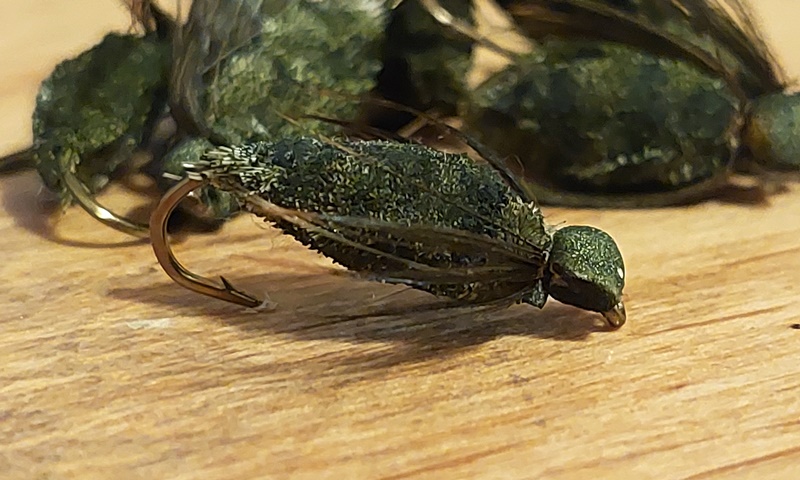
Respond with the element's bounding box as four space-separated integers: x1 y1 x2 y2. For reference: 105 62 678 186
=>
185 141 287 196
162 137 239 221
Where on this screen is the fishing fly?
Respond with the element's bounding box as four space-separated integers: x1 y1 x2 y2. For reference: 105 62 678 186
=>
149 136 627 327
28 0 390 234
390 0 800 207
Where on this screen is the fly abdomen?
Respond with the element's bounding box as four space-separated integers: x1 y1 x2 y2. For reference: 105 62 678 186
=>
186 137 553 303
158 138 626 325
189 137 536 236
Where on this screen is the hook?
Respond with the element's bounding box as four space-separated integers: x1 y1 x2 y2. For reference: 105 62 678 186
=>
0 147 35 173
149 177 264 307
59 153 150 238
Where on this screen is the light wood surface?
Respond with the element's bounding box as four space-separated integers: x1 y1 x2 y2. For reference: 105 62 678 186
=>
2 2 800 479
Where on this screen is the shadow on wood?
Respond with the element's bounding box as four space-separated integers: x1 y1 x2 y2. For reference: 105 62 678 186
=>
108 269 608 362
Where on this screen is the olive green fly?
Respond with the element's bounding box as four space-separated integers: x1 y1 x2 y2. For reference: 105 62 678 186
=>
28 0 390 234
150 136 627 327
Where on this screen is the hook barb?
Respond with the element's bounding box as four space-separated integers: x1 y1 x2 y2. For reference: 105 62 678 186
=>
149 178 263 307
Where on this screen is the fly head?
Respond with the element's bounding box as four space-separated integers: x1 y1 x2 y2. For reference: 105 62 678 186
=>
546 225 626 328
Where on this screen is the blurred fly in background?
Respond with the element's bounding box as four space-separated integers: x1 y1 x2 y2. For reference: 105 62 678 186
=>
12 0 800 223
26 0 391 235
383 0 800 207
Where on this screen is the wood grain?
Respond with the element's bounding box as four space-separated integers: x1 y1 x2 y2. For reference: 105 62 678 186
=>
2 2 799 479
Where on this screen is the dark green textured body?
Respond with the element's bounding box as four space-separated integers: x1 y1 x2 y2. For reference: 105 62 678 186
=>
192 137 554 307
32 33 169 205
465 40 740 201
378 0 800 206
164 0 391 220
186 137 626 321
174 0 389 145
29 1 390 223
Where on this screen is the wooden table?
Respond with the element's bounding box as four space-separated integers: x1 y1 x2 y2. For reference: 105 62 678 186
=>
2 2 799 478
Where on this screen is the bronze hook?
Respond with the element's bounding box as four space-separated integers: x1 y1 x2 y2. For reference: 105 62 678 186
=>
0 147 35 173
149 177 263 307
59 153 150 238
